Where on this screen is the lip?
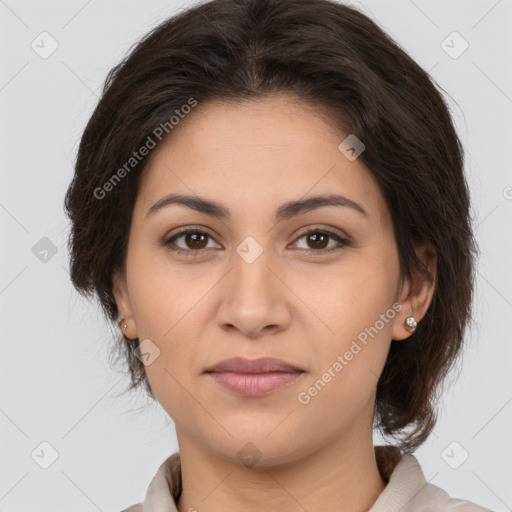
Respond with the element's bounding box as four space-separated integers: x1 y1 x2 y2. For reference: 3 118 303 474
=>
204 357 305 397
204 356 304 374
207 371 304 396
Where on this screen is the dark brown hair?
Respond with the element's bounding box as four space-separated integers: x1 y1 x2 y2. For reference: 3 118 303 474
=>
64 0 477 452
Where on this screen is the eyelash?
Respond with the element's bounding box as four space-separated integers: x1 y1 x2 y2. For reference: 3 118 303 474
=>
161 226 350 257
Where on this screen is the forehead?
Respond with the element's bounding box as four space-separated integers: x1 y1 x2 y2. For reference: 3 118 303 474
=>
134 94 388 227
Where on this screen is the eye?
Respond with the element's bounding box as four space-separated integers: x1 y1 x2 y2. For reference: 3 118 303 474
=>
161 227 350 256
291 228 350 254
162 228 220 256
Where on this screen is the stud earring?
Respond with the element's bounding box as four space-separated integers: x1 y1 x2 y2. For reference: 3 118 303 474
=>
119 318 128 332
404 299 417 333
405 316 417 333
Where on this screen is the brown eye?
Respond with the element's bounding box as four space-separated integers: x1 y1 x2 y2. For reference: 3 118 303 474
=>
305 232 329 250
293 229 350 254
162 227 349 257
182 232 209 250
163 229 220 255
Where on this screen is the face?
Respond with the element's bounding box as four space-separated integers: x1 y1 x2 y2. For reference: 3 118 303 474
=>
113 94 419 465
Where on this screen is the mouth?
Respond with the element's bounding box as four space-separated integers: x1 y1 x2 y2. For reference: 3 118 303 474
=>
206 370 304 396
204 356 305 397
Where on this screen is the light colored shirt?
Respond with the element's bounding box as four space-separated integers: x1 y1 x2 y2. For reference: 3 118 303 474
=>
121 446 491 511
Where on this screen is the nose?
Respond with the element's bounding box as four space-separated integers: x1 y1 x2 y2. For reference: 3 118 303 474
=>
214 245 292 338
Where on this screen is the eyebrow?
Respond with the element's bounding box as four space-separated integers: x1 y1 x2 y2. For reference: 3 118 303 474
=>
146 193 368 222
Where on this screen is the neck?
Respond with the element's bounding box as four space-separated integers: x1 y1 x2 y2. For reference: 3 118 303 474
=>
175 424 386 512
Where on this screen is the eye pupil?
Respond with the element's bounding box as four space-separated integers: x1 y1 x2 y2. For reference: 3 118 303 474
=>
308 233 329 250
186 232 208 249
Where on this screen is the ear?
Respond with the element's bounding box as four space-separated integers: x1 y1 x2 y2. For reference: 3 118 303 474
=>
112 268 137 340
391 241 437 341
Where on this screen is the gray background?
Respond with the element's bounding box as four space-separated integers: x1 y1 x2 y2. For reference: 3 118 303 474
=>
0 0 511 510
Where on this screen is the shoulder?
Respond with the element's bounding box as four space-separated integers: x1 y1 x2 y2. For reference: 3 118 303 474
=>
442 498 492 511
120 503 143 512
416 481 492 511
119 452 182 512
371 451 492 512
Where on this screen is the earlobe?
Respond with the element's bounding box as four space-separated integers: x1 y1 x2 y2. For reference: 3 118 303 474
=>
392 241 437 341
112 269 136 339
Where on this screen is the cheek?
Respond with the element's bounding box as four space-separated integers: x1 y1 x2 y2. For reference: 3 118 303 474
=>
301 253 398 343
297 303 395 435
303 254 398 396
126 263 218 413
126 239 193 335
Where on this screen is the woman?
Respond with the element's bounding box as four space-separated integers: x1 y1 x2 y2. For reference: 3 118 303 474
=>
64 0 490 510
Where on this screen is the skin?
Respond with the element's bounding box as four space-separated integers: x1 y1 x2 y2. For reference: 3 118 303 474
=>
113 93 436 512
